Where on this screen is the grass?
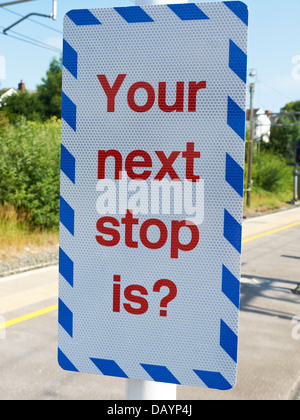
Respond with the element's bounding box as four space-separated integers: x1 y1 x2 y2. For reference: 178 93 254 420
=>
243 150 295 215
243 187 294 215
0 205 58 263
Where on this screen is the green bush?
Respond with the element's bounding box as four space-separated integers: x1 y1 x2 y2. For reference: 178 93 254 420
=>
251 152 292 193
2 91 43 123
0 117 61 229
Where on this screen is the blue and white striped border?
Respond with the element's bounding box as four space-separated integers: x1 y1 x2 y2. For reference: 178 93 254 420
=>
59 2 248 391
59 34 77 348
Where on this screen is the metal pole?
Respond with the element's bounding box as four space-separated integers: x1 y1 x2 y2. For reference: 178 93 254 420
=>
293 164 298 203
127 0 189 403
3 12 52 34
52 0 57 20
246 82 254 207
126 379 178 400
2 0 57 34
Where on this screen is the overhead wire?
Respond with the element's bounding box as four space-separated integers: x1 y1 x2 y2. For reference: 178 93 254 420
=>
0 12 62 52
0 3 62 53
0 25 62 53
257 79 292 101
1 5 62 34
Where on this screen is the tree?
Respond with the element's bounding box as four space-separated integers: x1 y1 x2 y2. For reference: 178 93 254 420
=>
36 57 62 120
1 57 62 123
2 91 42 122
266 100 300 160
283 100 300 113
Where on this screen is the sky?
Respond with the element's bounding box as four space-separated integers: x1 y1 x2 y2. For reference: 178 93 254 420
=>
0 0 299 112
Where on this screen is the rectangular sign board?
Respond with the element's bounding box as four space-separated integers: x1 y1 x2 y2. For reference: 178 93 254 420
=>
58 2 248 390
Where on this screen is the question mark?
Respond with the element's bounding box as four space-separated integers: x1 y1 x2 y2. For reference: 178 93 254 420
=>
153 279 177 317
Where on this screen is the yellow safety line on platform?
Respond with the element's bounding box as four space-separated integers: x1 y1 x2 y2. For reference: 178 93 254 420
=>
0 304 58 331
1 220 300 331
242 221 300 244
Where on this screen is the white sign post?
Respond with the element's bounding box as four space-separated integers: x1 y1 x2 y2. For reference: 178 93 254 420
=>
58 1 249 397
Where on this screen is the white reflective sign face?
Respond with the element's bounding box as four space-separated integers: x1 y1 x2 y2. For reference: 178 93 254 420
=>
58 2 248 390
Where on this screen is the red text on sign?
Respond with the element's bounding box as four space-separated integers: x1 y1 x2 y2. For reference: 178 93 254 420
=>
96 210 200 259
97 74 207 113
98 143 201 183
113 275 177 317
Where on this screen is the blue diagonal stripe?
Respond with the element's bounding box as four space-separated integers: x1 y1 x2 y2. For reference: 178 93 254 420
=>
227 96 246 141
58 349 78 372
58 299 73 338
194 370 232 390
60 196 75 236
59 247 74 287
91 358 128 378
67 9 101 26
168 3 209 21
63 39 78 79
61 144 76 184
229 39 247 83
224 1 249 26
222 265 240 309
62 92 77 132
114 6 154 23
141 364 181 385
226 153 244 197
224 209 242 254
220 320 238 363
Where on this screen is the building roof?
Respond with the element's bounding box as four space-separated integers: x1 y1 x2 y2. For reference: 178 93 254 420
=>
0 88 12 95
0 87 36 98
246 108 265 120
0 87 17 98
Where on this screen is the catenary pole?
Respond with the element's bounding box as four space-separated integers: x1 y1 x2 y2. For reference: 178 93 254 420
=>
246 81 255 207
125 0 188 403
52 0 57 20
